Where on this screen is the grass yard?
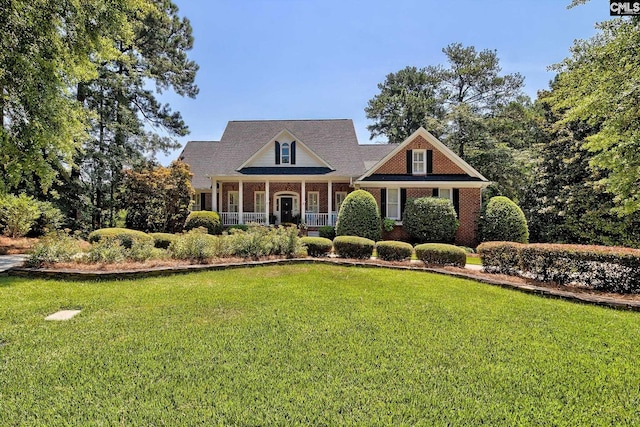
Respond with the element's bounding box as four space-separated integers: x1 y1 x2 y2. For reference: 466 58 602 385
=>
1 265 640 425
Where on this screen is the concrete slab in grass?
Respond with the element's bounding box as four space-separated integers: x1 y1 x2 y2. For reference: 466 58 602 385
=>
45 310 82 321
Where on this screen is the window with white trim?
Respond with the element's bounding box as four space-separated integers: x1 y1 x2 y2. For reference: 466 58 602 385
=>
307 192 319 213
412 149 426 175
254 191 265 213
335 192 347 212
281 143 290 164
439 188 452 201
387 188 400 220
228 191 239 213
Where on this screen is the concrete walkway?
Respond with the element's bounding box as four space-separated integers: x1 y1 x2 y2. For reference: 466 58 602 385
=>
0 254 28 273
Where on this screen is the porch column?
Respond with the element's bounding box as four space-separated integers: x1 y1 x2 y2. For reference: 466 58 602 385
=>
301 181 306 223
327 181 333 225
265 180 270 224
238 180 244 224
211 178 217 212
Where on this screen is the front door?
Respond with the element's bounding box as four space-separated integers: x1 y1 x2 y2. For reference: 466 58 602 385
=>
280 197 293 223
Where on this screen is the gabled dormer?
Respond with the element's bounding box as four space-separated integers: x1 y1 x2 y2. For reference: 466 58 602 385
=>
237 129 334 170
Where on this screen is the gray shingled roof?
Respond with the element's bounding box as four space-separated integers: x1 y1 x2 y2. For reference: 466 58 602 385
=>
179 119 396 189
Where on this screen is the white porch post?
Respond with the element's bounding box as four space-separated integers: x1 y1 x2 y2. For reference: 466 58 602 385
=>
265 181 270 224
301 181 306 223
238 181 244 224
211 178 217 212
327 180 333 225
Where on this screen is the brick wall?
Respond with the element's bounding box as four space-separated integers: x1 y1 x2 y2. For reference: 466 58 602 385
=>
361 186 481 246
375 135 465 175
455 188 481 247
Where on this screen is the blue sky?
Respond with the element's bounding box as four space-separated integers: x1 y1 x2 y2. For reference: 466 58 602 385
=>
158 0 606 165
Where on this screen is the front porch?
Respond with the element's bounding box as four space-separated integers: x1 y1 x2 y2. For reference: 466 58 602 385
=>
196 179 352 227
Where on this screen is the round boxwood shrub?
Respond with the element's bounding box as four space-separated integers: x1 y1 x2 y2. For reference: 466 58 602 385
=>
335 190 381 241
376 240 413 261
402 197 459 243
333 235 375 259
481 196 529 243
318 226 336 240
149 232 177 249
414 243 466 267
300 236 333 257
88 228 153 249
184 211 223 235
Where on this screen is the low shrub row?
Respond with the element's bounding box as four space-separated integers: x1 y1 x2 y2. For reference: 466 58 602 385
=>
29 226 474 268
415 243 467 267
301 236 465 266
478 242 640 293
88 228 154 248
300 237 333 257
376 240 413 261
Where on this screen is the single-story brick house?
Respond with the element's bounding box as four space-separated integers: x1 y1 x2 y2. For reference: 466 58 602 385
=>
179 119 489 246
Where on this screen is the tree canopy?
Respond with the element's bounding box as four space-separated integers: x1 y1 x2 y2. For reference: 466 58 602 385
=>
365 43 535 201
547 18 640 214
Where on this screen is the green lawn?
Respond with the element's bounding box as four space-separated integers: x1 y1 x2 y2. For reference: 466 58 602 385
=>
466 254 482 265
1 265 639 425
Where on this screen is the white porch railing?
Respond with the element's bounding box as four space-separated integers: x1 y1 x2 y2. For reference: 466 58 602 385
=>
304 212 337 227
220 212 268 226
220 212 336 227
220 212 239 225
243 212 268 224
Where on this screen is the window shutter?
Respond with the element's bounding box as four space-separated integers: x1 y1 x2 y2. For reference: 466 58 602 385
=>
453 188 460 216
426 150 433 174
291 141 296 165
432 188 439 197
200 193 206 210
400 188 407 219
406 150 413 174
275 141 281 165
380 188 387 217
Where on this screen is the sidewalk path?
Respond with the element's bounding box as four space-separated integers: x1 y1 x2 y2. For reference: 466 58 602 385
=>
0 254 28 273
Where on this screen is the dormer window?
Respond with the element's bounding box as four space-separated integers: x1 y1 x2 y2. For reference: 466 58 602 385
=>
275 140 296 165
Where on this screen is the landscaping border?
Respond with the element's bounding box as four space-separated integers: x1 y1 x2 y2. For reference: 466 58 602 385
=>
9 259 640 312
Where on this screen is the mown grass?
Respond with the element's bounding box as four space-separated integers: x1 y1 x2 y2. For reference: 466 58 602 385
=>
466 254 482 265
1 265 639 425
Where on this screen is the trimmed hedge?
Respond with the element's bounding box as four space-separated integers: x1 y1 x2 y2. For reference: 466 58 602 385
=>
335 190 381 241
88 228 153 249
476 241 523 275
318 226 336 240
300 236 333 257
149 232 177 249
333 236 375 259
481 196 529 243
376 240 413 261
414 243 466 267
184 211 223 235
478 242 640 293
402 197 459 243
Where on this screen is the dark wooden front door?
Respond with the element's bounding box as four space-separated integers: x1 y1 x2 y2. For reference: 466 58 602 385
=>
280 197 293 223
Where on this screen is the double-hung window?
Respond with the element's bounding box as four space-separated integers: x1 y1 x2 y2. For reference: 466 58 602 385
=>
387 188 400 219
228 191 239 213
412 149 426 175
307 192 319 213
254 191 266 213
281 143 290 164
